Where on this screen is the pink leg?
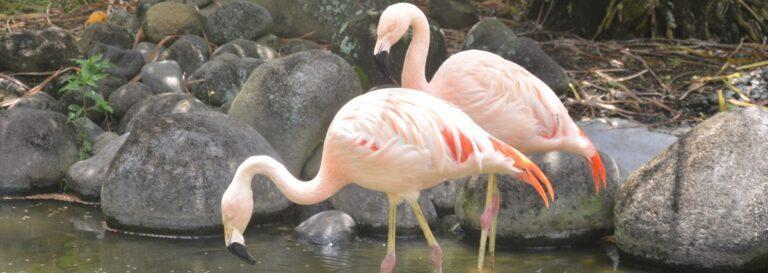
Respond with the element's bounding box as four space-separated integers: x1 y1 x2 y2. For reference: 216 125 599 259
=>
480 194 500 231
432 244 443 270
380 252 396 273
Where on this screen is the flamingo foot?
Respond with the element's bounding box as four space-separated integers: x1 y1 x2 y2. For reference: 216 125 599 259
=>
432 244 443 272
380 252 396 273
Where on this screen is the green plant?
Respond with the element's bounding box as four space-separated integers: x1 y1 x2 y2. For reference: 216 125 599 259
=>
58 54 113 160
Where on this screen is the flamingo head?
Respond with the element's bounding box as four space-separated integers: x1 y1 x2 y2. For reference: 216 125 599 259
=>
374 3 415 84
568 129 607 193
221 173 256 265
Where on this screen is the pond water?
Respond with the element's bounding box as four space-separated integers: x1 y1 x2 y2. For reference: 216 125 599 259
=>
0 200 655 273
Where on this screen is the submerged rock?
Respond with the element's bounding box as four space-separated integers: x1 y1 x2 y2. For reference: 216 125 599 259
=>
229 50 363 175
615 108 768 273
188 53 264 106
118 92 209 133
330 184 438 236
294 210 355 245
204 0 273 45
102 111 290 235
66 133 129 201
0 27 81 72
142 2 204 43
456 151 623 247
0 109 77 195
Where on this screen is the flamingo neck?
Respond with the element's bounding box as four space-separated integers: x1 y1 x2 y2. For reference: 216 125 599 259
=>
232 156 345 205
402 10 430 90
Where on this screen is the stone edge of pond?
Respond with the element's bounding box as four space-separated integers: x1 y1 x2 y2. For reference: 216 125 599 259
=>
615 248 768 273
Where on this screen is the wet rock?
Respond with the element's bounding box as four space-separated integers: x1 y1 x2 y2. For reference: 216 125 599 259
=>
330 184 438 235
140 60 184 93
136 42 165 62
119 92 209 133
66 133 129 201
11 92 65 114
79 23 133 52
188 53 264 106
463 19 570 94
578 118 678 173
615 108 768 273
159 35 209 76
93 131 119 154
425 179 465 216
456 151 623 247
88 43 145 80
250 0 361 41
204 0 273 45
0 27 81 72
210 38 278 60
142 2 204 43
428 0 478 29
0 109 77 195
228 50 363 175
108 82 154 120
294 210 355 245
280 39 322 55
331 10 448 89
102 111 289 235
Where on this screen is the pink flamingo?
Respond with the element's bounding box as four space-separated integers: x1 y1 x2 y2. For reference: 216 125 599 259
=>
373 3 607 271
221 88 554 273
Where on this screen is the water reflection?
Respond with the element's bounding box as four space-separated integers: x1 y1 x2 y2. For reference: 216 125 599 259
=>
0 200 652 273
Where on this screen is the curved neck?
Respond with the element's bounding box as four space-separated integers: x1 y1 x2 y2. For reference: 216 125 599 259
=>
232 156 346 205
401 10 430 90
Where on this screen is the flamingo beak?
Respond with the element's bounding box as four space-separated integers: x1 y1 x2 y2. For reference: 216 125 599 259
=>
224 224 256 265
586 153 608 193
374 44 399 85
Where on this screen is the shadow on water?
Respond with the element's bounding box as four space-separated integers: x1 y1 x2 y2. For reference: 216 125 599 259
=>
0 200 653 273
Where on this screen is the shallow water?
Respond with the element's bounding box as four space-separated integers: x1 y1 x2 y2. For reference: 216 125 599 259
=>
0 200 654 273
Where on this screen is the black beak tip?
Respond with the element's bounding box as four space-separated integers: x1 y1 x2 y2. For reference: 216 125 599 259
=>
227 242 256 265
374 50 399 85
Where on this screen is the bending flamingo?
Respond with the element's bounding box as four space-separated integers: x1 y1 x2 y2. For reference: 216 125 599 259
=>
221 88 553 273
373 3 607 271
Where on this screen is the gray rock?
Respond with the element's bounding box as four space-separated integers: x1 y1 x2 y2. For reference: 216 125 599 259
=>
107 8 141 34
140 60 184 93
294 210 355 245
301 145 323 180
615 107 768 273
456 151 623 247
280 39 322 55
727 67 768 102
463 19 570 94
204 0 273 45
579 118 679 173
188 53 264 106
438 214 461 234
0 109 77 195
249 0 361 41
331 10 448 89
425 179 465 216
119 92 209 133
102 111 290 235
428 0 478 29
142 2 204 43
65 133 129 201
0 77 28 101
256 33 281 50
136 42 165 63
93 131 119 154
88 43 144 80
108 82 154 119
210 38 278 60
159 35 209 76
330 184 438 235
228 50 363 175
0 27 81 72
59 75 126 123
11 92 65 114
359 0 411 10
293 201 334 223
71 117 103 145
79 23 132 52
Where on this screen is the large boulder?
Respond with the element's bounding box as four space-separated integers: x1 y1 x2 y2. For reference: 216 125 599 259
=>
204 0 273 45
330 185 438 236
0 27 81 72
66 133 129 201
249 0 361 41
0 109 77 195
159 35 209 76
228 50 363 175
142 2 204 43
462 19 570 94
188 53 264 106
331 10 448 89
615 108 768 273
579 118 679 173
78 23 133 52
456 151 623 247
102 111 291 235
118 93 209 133
11 92 66 114
294 210 356 245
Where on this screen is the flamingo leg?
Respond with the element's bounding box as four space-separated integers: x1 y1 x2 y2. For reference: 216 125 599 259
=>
381 196 397 273
477 173 500 272
407 198 442 273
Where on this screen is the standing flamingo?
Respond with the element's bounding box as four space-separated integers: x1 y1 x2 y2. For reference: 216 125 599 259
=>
373 3 607 271
221 88 554 273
